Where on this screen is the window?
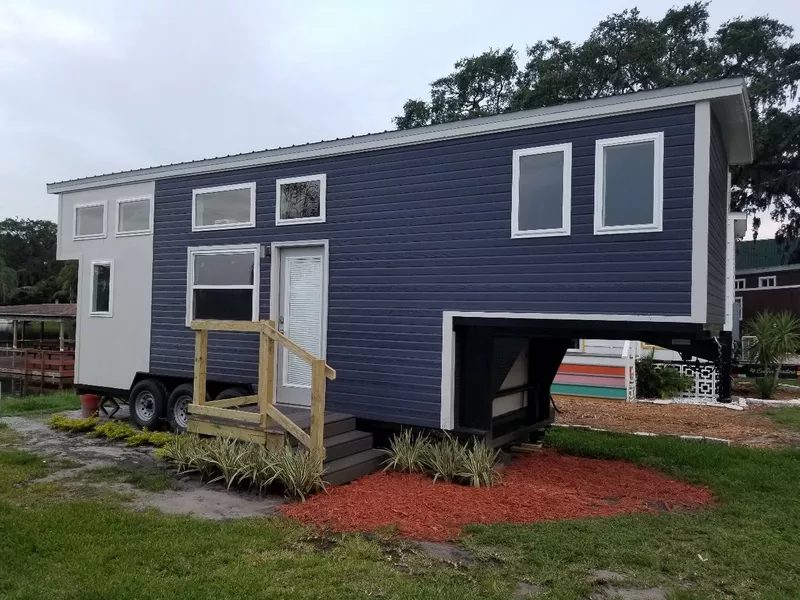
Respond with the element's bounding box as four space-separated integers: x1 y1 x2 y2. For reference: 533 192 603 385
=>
90 260 113 316
758 276 776 288
116 196 152 236
511 144 571 238
74 202 106 239
594 132 664 235
192 183 256 231
186 245 260 325
276 174 326 225
735 278 746 290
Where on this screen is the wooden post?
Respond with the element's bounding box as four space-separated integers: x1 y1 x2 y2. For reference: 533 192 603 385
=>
193 330 208 405
39 321 44 348
310 358 327 462
59 320 65 351
12 319 17 349
257 327 271 429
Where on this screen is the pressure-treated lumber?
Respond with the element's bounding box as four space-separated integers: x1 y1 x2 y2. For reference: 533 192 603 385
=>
193 330 208 406
257 324 274 428
189 403 262 424
264 404 311 448
310 358 327 460
262 323 336 380
206 395 258 409
191 319 262 332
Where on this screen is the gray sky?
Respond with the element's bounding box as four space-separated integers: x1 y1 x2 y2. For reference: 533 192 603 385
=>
1 0 798 238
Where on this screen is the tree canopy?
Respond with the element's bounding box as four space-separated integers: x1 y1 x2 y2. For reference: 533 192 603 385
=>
394 2 800 240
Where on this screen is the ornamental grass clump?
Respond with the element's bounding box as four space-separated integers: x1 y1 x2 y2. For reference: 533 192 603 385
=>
382 428 429 473
155 433 201 474
272 445 326 501
206 437 251 490
422 433 468 483
459 439 502 488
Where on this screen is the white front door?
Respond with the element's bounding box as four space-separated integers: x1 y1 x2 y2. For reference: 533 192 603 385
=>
276 246 325 406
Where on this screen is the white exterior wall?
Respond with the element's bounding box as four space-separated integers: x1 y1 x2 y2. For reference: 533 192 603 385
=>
57 181 155 391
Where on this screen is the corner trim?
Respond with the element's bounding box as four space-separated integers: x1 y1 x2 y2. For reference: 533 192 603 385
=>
691 101 711 324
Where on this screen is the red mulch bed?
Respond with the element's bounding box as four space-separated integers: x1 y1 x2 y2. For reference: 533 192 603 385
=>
279 449 713 541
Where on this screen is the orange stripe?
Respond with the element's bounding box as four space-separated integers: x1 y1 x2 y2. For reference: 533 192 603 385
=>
558 364 626 377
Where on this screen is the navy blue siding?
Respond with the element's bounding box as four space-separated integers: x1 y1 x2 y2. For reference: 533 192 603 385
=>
707 114 728 325
151 105 695 427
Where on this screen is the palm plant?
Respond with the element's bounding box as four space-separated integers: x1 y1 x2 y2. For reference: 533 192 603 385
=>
745 311 800 399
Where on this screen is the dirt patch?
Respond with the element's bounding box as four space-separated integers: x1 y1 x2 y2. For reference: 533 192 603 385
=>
554 396 800 448
1 415 284 519
732 380 800 400
280 449 712 541
417 541 475 565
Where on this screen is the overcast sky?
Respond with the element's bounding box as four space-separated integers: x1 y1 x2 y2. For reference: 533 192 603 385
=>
1 0 798 238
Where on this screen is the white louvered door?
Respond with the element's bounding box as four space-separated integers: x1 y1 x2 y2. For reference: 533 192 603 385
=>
277 246 325 406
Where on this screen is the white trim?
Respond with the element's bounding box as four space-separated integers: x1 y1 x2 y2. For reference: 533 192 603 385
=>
593 132 664 235
511 143 571 239
191 182 256 232
738 283 800 292
758 275 777 288
185 243 260 326
89 259 113 317
47 79 751 194
724 192 735 331
734 278 746 290
691 101 711 324
736 264 800 276
73 201 107 240
439 309 697 429
115 195 153 237
275 174 327 226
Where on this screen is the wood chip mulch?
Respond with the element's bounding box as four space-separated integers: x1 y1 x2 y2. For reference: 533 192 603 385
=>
554 396 800 448
279 449 712 541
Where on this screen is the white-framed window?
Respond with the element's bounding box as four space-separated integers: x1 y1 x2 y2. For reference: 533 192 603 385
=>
511 143 571 238
116 196 153 236
74 202 106 240
186 244 260 325
191 182 256 231
89 260 113 317
735 278 746 290
594 131 664 235
758 275 777 288
275 174 326 226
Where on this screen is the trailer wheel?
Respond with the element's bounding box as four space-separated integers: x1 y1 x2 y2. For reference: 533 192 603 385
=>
215 387 249 401
167 383 209 433
129 379 168 430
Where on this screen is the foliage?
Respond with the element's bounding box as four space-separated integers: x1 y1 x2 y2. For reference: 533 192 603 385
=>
382 428 429 473
47 415 99 433
0 393 80 416
635 351 694 399
0 256 18 303
125 429 174 447
459 440 502 488
422 433 468 483
156 433 202 474
394 3 800 241
205 437 252 490
745 311 800 398
766 407 800 432
90 421 140 441
271 445 326 501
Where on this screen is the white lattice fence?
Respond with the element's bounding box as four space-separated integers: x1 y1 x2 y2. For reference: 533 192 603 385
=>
654 361 719 402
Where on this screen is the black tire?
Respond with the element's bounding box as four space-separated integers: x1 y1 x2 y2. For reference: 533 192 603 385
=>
167 383 209 433
129 379 168 430
215 387 250 401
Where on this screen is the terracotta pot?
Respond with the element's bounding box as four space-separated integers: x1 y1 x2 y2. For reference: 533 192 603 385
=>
80 394 101 418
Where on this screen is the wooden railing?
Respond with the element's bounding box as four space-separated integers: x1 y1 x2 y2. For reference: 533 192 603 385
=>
187 319 336 460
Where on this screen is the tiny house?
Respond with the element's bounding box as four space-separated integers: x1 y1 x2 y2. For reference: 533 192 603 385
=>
49 79 752 455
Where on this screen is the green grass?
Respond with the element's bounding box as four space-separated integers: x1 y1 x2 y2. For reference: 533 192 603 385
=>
766 406 800 433
1 428 800 599
0 392 80 416
80 465 174 492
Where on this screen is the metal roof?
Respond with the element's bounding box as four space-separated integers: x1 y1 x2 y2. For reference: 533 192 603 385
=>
0 304 77 320
736 239 800 271
47 78 752 194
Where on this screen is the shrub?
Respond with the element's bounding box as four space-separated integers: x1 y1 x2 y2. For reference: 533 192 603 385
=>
237 443 278 495
126 429 174 447
272 445 325 501
382 429 429 473
91 421 139 441
156 434 201 474
754 377 780 399
636 351 693 399
459 439 502 488
47 415 99 433
423 433 467 483
745 311 800 399
205 437 251 490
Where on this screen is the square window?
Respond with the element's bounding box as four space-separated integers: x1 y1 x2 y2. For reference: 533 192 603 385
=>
512 144 571 238
74 203 106 239
192 183 256 231
758 276 776 288
735 278 746 290
186 245 259 325
594 132 664 235
276 174 326 225
116 197 152 235
90 261 113 316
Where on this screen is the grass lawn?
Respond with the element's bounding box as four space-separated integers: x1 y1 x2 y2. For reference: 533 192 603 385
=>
766 406 800 433
0 392 80 416
0 425 799 599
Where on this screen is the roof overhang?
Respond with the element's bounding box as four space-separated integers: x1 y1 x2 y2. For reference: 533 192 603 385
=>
47 78 753 195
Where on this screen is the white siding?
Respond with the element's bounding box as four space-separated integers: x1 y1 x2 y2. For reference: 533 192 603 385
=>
57 182 155 391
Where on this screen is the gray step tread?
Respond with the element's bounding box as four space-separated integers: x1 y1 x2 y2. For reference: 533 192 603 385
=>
323 429 372 447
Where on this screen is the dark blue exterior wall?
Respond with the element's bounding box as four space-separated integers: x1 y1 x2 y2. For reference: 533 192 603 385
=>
150 105 695 427
707 114 728 325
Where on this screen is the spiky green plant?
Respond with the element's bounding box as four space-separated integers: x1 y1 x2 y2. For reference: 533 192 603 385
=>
746 311 800 398
272 445 325 501
205 437 250 490
233 443 278 494
382 429 429 473
459 439 502 487
156 433 202 474
423 433 467 483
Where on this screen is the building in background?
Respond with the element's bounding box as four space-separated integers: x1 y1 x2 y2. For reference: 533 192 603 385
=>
735 239 800 324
